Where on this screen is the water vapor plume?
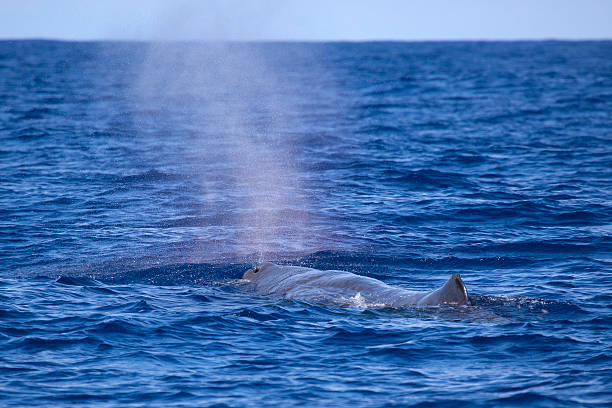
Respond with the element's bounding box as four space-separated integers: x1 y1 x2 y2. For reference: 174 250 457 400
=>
132 8 317 261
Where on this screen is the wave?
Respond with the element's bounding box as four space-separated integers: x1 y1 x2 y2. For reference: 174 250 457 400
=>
381 168 475 190
117 169 186 184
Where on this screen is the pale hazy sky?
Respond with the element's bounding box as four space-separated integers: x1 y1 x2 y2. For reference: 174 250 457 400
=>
1 0 611 41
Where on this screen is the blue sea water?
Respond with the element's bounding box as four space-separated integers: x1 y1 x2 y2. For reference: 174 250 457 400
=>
0 40 611 407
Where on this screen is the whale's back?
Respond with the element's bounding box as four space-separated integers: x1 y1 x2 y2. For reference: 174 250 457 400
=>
244 263 471 307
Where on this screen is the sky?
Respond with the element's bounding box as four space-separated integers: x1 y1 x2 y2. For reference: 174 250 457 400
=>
1 0 611 41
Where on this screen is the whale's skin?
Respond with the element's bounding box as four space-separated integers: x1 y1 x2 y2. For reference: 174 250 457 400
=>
243 263 470 307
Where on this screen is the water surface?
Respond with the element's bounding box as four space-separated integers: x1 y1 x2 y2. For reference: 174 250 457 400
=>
0 40 611 407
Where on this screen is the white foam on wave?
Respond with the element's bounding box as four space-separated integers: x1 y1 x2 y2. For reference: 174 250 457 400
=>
337 292 387 309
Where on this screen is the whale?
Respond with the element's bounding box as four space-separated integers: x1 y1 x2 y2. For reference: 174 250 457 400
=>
243 263 470 307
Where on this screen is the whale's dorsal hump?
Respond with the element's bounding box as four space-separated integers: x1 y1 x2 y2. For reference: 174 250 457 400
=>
440 273 470 305
417 273 471 306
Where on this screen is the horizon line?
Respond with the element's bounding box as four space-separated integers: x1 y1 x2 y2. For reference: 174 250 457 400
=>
1 37 611 43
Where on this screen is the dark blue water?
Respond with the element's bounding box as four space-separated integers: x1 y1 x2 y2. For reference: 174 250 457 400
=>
1 40 611 407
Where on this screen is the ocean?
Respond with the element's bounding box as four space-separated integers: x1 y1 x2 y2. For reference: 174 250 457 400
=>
0 40 610 407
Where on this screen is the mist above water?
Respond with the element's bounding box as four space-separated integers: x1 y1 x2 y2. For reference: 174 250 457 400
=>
133 41 318 261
